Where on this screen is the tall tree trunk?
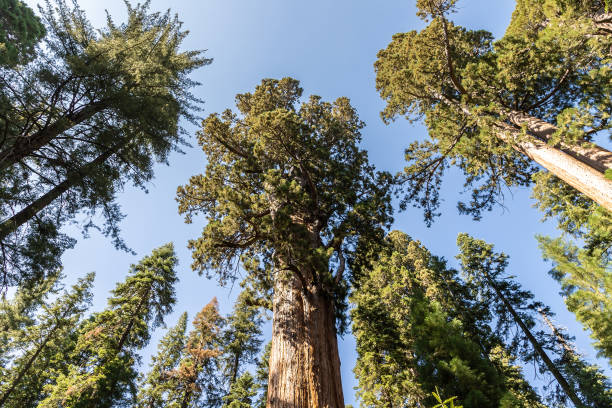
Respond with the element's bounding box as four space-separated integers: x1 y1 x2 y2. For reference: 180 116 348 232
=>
506 110 612 173
435 90 612 212
494 119 612 212
267 271 344 408
483 273 584 408
0 140 127 240
0 102 107 173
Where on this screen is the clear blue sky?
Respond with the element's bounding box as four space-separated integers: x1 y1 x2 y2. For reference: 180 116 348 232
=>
24 0 610 405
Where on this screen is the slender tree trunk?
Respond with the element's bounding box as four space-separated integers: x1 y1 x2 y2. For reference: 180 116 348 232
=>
0 102 107 173
0 300 77 407
0 326 58 406
0 140 126 240
484 273 584 408
435 91 612 211
267 271 344 408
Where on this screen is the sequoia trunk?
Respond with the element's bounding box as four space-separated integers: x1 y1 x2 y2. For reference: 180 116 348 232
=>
267 271 344 408
494 119 612 212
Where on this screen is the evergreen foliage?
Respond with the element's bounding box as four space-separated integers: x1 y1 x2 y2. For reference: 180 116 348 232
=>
136 312 188 408
0 0 45 66
222 372 258 408
39 243 178 407
375 0 612 224
0 0 209 286
457 233 611 407
171 298 225 408
176 76 392 330
221 289 264 388
351 231 542 408
533 172 612 364
0 272 94 408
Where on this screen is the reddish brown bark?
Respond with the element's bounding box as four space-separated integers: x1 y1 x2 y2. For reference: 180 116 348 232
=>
267 271 344 408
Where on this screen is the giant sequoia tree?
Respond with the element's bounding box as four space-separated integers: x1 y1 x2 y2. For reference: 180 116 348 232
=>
0 0 208 285
375 0 612 223
177 78 392 407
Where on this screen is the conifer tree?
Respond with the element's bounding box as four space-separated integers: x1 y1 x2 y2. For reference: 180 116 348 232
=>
221 289 264 388
39 243 178 408
136 312 188 408
177 77 392 407
539 312 612 408
254 342 271 408
456 233 611 407
170 299 224 408
0 0 45 66
0 272 94 408
0 0 209 285
374 0 612 223
351 231 543 408
0 269 62 363
222 372 258 408
533 172 612 363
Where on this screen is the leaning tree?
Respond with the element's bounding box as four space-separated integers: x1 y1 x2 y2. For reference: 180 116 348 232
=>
375 0 612 223
177 78 392 407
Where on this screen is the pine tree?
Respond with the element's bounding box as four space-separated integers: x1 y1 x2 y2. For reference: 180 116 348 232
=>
0 269 62 365
170 299 224 408
176 77 392 407
351 231 543 408
539 312 612 408
456 233 611 407
0 272 94 408
136 312 188 408
0 0 45 66
39 243 178 408
221 289 264 388
0 0 209 285
222 372 258 408
374 0 612 224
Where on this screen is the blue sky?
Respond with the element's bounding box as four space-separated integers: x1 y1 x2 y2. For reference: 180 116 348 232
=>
24 0 610 405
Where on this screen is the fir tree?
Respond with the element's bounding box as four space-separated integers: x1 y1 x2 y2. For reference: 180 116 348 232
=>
533 171 612 364
539 312 612 408
0 0 209 285
171 298 224 408
136 312 188 408
456 233 610 407
0 0 45 66
351 231 542 408
0 272 94 408
176 77 392 407
222 372 258 408
254 342 271 408
39 243 178 408
221 289 264 388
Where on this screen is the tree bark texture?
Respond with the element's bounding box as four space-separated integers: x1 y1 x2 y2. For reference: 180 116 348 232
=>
267 271 344 408
494 118 612 213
